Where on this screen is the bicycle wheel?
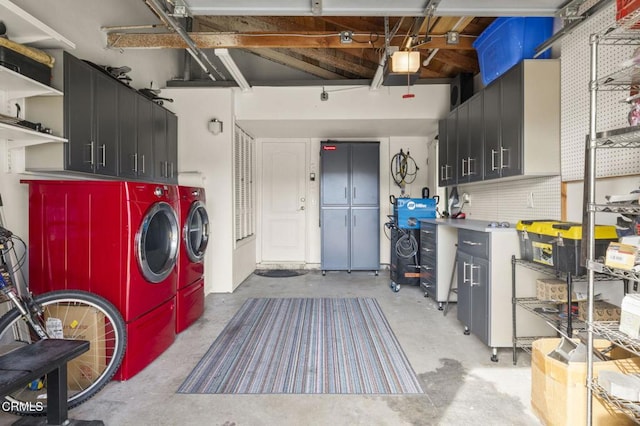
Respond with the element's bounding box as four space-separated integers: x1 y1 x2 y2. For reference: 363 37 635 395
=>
0 290 126 415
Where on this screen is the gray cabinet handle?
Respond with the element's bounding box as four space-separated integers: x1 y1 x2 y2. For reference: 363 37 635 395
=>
491 149 498 171
99 144 106 167
500 146 510 169
468 158 476 175
421 265 433 271
461 158 467 177
85 142 94 165
132 153 138 173
470 265 480 287
140 154 145 174
353 187 356 199
463 261 471 283
462 240 482 246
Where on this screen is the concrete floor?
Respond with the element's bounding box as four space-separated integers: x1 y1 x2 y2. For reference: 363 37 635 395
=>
0 271 542 426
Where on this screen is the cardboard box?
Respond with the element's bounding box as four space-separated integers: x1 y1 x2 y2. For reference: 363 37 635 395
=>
531 338 640 426
620 294 640 339
578 300 622 322
536 278 567 302
46 305 106 390
605 242 639 271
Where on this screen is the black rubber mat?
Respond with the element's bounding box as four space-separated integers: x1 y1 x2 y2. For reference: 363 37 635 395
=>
254 269 307 278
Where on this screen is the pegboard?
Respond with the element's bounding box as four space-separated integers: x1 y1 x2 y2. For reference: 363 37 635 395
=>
562 2 640 181
454 176 562 223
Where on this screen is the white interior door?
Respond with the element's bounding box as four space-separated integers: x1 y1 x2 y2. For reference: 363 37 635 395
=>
261 141 307 262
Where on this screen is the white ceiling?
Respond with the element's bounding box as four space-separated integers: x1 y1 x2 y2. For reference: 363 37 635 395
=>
185 0 567 16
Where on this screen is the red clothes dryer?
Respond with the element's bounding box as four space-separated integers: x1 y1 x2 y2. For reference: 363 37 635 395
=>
176 186 209 333
23 180 180 380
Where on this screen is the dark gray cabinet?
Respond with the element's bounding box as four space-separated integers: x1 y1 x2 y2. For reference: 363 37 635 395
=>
320 142 379 274
499 64 524 178
483 80 502 180
419 221 457 309
457 230 490 347
64 52 118 176
119 87 155 180
440 60 559 186
438 110 457 186
64 51 177 183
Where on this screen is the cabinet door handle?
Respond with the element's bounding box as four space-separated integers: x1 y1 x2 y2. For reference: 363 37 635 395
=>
170 162 174 178
85 142 94 166
462 240 482 246
421 265 433 271
470 265 480 287
461 158 467 177
440 165 445 181
353 214 356 227
132 153 138 173
140 155 145 174
500 146 510 169
353 187 356 199
468 158 475 175
463 261 471 283
491 149 498 171
99 144 106 167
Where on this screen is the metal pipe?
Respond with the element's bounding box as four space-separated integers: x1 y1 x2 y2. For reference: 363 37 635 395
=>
145 0 224 80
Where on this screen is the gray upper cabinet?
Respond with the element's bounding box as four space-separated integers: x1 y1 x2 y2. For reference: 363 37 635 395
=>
118 85 138 179
457 94 484 184
64 51 177 183
441 59 559 186
320 143 349 206
351 143 379 206
483 80 501 180
438 109 457 187
466 91 484 182
64 52 118 176
135 97 155 180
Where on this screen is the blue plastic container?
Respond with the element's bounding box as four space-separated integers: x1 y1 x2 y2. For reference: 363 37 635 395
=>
473 17 554 86
394 198 436 229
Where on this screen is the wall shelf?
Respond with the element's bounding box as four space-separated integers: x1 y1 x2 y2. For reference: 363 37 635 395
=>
0 0 74 49
0 122 66 149
0 66 61 99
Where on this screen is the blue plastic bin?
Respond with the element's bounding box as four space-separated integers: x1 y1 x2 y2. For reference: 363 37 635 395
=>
473 17 554 86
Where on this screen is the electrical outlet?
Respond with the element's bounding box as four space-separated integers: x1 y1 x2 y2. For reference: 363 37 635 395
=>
526 192 534 208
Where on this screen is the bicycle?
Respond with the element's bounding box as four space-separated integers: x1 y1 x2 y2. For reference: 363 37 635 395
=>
0 225 126 416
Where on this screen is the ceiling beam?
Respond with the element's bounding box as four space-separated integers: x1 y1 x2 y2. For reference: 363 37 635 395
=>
106 31 475 50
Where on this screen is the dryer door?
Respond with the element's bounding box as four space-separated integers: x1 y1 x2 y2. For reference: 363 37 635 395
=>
136 201 179 283
184 201 210 263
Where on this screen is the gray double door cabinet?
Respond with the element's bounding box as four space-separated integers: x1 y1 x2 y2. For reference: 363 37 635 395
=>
320 142 380 274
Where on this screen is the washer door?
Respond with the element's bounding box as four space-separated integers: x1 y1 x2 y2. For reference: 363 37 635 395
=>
184 201 209 263
136 201 179 283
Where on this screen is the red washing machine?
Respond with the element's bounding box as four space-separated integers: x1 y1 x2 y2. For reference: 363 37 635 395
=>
176 186 209 333
23 180 180 380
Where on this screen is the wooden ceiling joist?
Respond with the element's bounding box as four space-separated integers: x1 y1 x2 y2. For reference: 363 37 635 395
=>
106 31 475 50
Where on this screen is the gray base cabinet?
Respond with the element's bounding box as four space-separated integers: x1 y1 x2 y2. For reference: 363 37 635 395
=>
419 221 457 308
320 142 379 273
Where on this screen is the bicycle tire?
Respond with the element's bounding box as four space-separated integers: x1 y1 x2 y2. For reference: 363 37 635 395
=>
0 290 126 415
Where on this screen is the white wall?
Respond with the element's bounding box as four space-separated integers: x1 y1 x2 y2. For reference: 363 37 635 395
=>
164 87 255 294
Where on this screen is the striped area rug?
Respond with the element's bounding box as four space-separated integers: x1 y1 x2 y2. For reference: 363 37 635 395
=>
178 298 423 394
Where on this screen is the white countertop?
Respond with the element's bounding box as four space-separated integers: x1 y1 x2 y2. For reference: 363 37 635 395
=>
420 218 517 233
